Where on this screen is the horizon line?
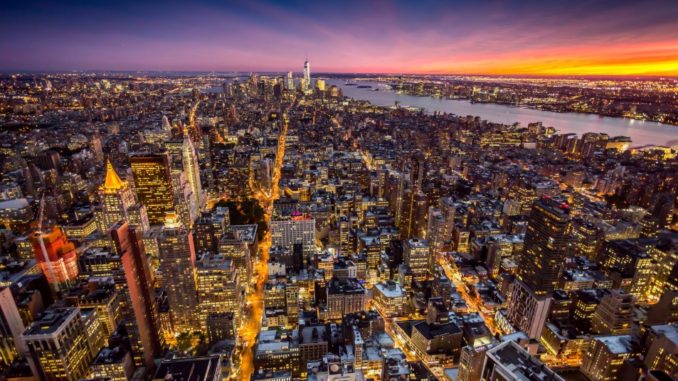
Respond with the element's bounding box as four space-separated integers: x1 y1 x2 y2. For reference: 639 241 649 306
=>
2 69 676 79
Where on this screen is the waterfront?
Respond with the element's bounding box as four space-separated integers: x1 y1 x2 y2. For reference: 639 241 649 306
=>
326 79 677 147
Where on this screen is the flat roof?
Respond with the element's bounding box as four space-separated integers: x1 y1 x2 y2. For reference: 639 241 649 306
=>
153 355 221 381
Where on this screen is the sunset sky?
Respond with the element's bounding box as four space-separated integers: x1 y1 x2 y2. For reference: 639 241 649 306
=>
2 0 678 76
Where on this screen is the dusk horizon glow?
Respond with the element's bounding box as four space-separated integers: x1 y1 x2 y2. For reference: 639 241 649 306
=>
2 0 678 76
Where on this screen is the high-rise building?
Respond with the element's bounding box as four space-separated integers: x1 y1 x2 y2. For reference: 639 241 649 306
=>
97 160 137 232
581 335 637 381
195 253 242 331
458 343 495 381
326 278 366 321
30 226 79 290
20 308 94 381
286 72 295 91
518 196 572 295
506 279 552 340
271 213 316 257
111 220 162 368
182 132 203 212
130 154 175 225
157 215 199 334
403 238 431 281
0 287 25 368
591 289 633 335
480 340 564 381
303 59 311 87
171 170 198 228
643 325 678 377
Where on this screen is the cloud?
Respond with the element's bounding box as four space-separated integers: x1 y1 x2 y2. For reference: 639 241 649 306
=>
1 0 677 75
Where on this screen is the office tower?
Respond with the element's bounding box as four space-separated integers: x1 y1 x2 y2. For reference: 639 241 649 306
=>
506 279 552 339
153 355 222 381
303 59 311 87
480 340 564 381
130 154 175 225
74 284 125 340
271 213 316 256
30 226 79 290
195 254 242 331
111 220 162 368
97 160 136 232
20 308 94 381
647 289 678 325
206 313 235 344
403 238 431 281
193 207 230 254
218 230 252 284
591 289 633 335
643 325 678 377
80 308 108 358
171 170 198 228
127 204 150 232
581 335 637 381
0 287 25 368
518 196 572 295
426 206 445 250
458 344 494 381
286 72 295 91
182 132 203 212
315 79 326 92
157 215 199 334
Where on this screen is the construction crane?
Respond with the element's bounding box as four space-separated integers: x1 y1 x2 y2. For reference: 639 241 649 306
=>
34 194 59 292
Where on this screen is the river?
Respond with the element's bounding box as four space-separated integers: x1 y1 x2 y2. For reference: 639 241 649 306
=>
325 79 677 148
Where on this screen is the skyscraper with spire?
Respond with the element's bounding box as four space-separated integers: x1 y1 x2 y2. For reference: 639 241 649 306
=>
303 58 311 85
97 160 136 232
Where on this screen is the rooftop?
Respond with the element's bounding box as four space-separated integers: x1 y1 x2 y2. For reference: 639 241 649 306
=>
23 307 78 337
153 355 221 381
486 340 564 381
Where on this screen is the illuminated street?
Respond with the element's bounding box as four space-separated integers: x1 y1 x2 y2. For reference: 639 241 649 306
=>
235 115 289 381
3 5 678 379
437 256 500 336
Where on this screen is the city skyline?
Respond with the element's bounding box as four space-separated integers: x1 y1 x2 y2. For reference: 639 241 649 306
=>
2 0 678 76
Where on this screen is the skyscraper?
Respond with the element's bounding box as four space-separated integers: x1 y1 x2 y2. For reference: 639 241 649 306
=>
111 220 162 368
506 279 552 339
0 287 25 368
97 160 136 232
21 308 94 381
271 213 316 257
303 59 311 86
30 226 79 290
182 132 203 212
518 196 572 295
196 254 242 331
286 71 295 91
157 214 199 334
403 238 431 281
130 153 175 225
